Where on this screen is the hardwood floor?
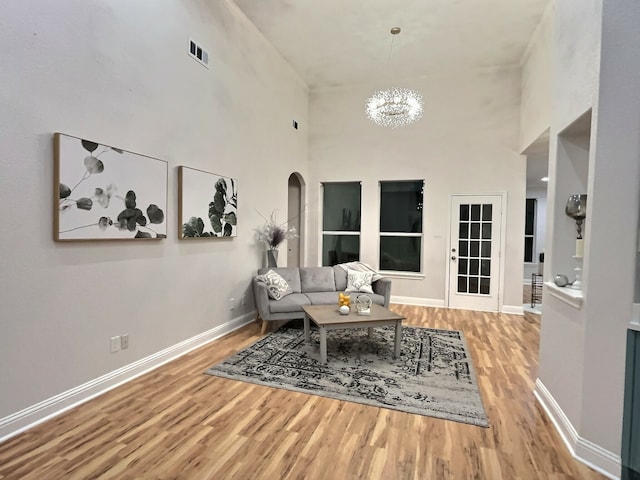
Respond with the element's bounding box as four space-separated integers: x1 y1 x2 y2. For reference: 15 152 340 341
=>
0 306 605 479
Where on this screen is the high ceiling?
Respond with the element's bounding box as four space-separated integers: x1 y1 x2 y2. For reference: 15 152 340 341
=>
232 0 550 90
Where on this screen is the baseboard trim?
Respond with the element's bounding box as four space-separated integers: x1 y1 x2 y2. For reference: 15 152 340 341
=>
0 312 256 444
534 379 621 480
391 295 445 307
501 305 524 315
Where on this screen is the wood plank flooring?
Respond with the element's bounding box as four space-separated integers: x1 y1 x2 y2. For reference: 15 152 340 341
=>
0 306 606 479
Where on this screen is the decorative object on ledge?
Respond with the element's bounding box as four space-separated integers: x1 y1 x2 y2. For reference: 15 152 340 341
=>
178 167 237 239
571 256 583 290
54 133 167 241
365 27 423 128
255 210 297 268
565 194 587 257
553 274 570 287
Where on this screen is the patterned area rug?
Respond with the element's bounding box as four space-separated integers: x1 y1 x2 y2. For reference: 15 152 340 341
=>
206 323 489 427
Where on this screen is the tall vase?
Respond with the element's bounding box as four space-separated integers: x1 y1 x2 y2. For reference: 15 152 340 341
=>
267 249 278 268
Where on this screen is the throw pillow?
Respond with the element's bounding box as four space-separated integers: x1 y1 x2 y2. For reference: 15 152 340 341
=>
345 269 374 294
256 270 293 301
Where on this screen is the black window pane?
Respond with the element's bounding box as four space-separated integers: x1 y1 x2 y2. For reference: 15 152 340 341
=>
480 278 490 295
460 204 469 221
481 241 491 257
470 223 480 239
322 235 360 266
471 204 481 221
482 204 493 221
380 181 423 233
525 199 536 235
458 276 467 293
380 236 421 272
482 223 492 239
524 237 534 262
470 241 480 257
459 240 468 257
481 259 491 276
322 183 361 231
459 222 469 239
469 259 479 275
469 277 479 294
458 258 468 275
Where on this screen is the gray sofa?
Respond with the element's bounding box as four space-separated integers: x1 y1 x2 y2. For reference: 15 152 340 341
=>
252 266 392 333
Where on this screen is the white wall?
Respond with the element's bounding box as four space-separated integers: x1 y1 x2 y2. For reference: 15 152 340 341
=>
307 68 526 310
0 0 308 422
535 0 640 474
520 1 553 152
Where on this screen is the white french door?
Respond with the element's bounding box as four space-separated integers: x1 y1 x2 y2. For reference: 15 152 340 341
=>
447 195 503 312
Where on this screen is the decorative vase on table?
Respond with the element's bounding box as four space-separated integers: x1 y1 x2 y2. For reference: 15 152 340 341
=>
267 249 278 268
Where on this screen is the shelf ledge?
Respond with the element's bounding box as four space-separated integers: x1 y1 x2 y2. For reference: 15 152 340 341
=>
544 282 584 309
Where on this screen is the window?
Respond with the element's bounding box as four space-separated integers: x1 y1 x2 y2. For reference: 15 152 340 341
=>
321 182 361 266
379 180 424 272
524 198 536 262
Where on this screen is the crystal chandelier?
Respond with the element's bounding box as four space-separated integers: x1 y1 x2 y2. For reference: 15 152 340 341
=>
365 27 423 128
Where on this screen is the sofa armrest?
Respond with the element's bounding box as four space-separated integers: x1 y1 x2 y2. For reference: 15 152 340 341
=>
252 278 272 321
372 278 392 308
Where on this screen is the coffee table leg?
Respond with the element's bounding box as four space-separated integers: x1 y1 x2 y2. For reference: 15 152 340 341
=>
367 327 373 337
304 315 310 343
394 321 402 358
319 326 327 364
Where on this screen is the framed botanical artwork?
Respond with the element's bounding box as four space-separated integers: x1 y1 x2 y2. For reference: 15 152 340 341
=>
54 133 168 241
178 166 238 239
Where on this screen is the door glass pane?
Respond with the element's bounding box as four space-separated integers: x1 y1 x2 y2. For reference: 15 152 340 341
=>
380 236 421 272
482 223 492 239
481 259 491 276
458 276 467 293
459 222 469 239
459 240 468 256
469 277 479 294
469 259 479 275
470 223 480 239
481 241 491 257
470 241 480 257
471 204 481 221
482 204 493 221
322 183 361 231
458 258 468 275
322 235 359 266
460 204 469 221
480 278 490 294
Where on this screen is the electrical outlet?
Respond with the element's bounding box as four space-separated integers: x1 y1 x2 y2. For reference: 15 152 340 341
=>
241 295 246 306
120 334 129 350
229 297 236 311
110 336 120 353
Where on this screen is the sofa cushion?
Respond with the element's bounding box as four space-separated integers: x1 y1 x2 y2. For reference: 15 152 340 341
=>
304 291 340 305
345 269 374 294
257 267 301 293
333 265 348 291
256 270 293 300
300 267 336 293
269 293 310 313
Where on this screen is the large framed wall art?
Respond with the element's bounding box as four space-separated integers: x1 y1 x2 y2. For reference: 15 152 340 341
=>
54 133 168 241
178 166 238 239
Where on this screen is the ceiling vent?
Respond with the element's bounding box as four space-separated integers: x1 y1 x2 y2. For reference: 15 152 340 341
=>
189 37 209 68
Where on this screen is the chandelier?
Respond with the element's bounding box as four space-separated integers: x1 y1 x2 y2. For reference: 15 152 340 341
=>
365 27 423 128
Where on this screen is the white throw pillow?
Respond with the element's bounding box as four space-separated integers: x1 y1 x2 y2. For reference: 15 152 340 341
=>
345 269 374 294
256 270 293 300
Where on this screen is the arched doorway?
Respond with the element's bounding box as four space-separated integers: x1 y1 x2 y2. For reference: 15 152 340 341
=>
287 172 305 267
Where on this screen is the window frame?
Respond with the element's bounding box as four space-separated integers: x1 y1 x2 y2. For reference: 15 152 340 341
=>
378 180 425 273
321 181 362 266
524 198 537 263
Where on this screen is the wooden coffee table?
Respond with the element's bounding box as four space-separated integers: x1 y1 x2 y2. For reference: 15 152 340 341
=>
302 303 404 364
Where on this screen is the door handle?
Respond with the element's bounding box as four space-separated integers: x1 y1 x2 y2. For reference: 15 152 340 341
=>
451 256 457 261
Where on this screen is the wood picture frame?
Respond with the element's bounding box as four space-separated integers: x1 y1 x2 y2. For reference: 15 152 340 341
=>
54 132 168 241
178 166 238 239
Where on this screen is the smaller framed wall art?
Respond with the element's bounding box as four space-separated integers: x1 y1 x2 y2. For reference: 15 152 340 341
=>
178 166 238 239
54 133 168 241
